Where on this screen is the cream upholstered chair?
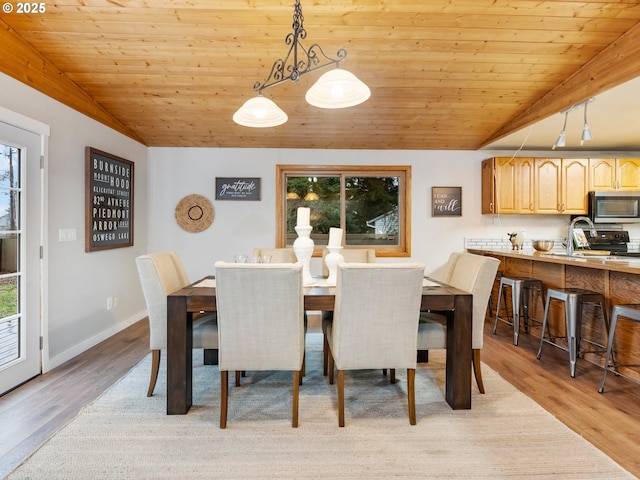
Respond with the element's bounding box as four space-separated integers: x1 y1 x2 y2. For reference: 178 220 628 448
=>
253 247 308 379
135 252 218 397
214 261 305 428
251 247 297 263
321 248 376 375
325 262 425 427
418 252 500 394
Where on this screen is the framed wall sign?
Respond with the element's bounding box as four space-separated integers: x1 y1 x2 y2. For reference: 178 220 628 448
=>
432 186 462 217
85 147 134 252
215 177 261 200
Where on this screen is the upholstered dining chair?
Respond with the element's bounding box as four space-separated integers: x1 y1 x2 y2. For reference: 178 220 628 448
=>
325 262 425 427
214 261 305 428
135 252 218 397
251 247 297 263
321 248 376 375
418 252 500 394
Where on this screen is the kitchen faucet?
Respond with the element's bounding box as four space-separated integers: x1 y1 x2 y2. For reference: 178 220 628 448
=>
567 216 597 256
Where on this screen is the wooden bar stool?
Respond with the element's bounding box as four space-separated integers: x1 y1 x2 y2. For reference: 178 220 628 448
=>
492 276 544 345
536 288 609 377
598 304 640 393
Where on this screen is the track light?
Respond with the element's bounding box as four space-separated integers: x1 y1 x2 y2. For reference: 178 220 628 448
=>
581 101 593 145
551 97 595 149
552 111 568 150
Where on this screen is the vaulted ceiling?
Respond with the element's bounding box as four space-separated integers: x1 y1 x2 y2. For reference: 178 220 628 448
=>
1 1 640 150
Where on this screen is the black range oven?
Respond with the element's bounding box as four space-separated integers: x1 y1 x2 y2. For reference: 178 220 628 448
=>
586 229 640 257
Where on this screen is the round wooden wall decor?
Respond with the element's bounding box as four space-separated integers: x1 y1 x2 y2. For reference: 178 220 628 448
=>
175 194 214 233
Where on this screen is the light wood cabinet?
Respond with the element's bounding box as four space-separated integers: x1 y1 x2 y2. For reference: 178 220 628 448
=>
482 157 589 215
561 158 590 213
589 158 640 191
516 157 536 213
534 158 588 214
481 157 535 214
534 158 561 214
481 158 496 214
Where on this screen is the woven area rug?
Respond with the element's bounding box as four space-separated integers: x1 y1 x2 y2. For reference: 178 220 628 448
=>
8 333 634 479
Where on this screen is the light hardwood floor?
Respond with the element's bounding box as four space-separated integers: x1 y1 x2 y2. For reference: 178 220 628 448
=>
0 320 150 479
1 317 639 478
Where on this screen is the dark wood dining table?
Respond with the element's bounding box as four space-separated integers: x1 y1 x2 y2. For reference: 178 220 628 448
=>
166 276 473 415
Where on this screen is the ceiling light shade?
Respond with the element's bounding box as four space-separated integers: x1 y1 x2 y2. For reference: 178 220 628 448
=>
232 96 287 128
305 68 371 109
553 130 566 149
552 110 569 149
581 101 592 145
581 123 593 144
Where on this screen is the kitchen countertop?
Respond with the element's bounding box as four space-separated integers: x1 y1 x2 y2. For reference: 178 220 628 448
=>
467 248 640 274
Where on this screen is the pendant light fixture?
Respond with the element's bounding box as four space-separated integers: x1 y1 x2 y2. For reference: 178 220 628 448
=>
581 100 593 145
233 0 370 128
552 97 595 149
552 111 568 150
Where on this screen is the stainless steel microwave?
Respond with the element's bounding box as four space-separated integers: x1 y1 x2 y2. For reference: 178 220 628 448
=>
588 191 640 223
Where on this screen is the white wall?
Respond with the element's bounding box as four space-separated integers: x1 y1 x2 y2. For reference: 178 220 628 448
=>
147 148 581 277
0 73 149 369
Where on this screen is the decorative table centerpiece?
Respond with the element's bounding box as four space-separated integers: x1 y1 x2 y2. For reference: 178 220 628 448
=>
325 227 344 286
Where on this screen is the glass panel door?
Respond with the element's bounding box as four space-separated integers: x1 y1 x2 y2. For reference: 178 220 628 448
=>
0 122 42 395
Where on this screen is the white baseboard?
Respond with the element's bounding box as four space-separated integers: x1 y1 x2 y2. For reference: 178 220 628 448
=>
45 311 147 372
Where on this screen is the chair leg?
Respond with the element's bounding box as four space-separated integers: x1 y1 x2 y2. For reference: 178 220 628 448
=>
147 349 160 397
220 370 228 429
323 333 329 376
390 368 396 384
599 310 618 394
407 368 416 425
492 281 506 334
338 370 345 427
328 349 335 385
472 349 485 394
292 371 300 428
300 355 305 385
235 371 241 387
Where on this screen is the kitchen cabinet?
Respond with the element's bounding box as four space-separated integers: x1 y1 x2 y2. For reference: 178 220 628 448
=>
516 157 535 213
589 158 640 191
482 157 587 215
534 158 588 214
481 157 535 214
481 158 495 214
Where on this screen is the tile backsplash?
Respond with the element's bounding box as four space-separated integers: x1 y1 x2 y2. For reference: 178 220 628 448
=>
465 237 640 252
465 238 561 250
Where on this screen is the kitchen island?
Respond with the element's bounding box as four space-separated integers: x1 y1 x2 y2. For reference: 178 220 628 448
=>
468 247 640 377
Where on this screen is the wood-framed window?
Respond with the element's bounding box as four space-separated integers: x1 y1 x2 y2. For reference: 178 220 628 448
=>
276 165 411 257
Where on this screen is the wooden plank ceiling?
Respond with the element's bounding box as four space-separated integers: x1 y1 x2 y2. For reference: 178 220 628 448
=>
1 0 640 150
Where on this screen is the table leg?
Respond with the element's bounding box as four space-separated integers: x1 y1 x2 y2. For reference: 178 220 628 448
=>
167 295 193 414
445 293 472 409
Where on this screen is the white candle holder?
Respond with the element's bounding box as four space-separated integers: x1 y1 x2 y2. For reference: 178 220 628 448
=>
293 225 315 285
325 246 344 286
